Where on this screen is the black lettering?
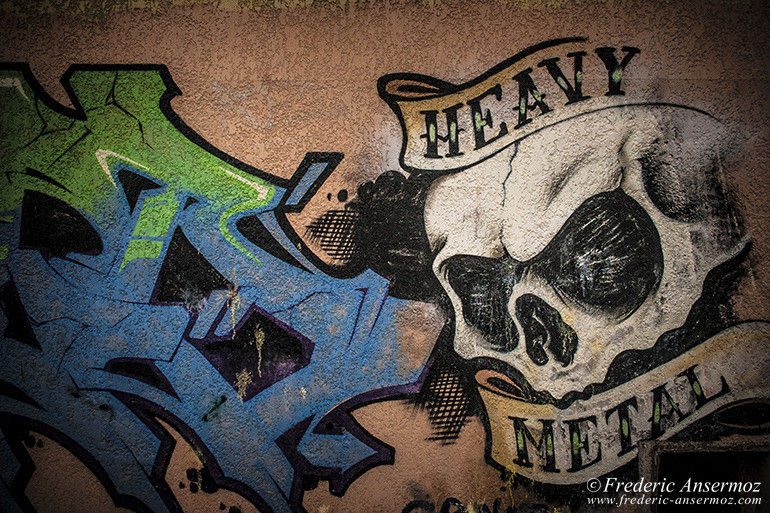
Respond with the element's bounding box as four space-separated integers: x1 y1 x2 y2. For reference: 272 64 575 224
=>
537 52 590 105
467 84 509 150
509 417 558 472
512 68 552 128
594 46 641 96
565 415 602 472
650 382 690 438
420 103 464 158
680 365 730 409
604 397 638 457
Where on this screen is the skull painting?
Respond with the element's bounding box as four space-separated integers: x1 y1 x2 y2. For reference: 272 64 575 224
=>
369 39 770 485
423 105 743 403
371 38 770 486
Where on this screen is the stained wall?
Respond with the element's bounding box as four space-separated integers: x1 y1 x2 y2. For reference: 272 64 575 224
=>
0 1 769 512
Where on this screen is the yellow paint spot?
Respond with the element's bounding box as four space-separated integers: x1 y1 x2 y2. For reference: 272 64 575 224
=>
235 369 253 402
254 325 265 377
227 287 241 336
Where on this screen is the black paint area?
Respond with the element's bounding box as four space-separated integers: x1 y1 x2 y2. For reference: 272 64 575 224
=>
185 466 219 494
104 358 178 399
0 379 43 408
515 294 577 367
24 168 69 192
552 241 751 408
530 188 663 320
307 170 442 300
153 227 232 309
237 216 309 271
442 255 579 367
443 254 520 353
0 281 39 348
715 400 770 433
192 306 313 402
409 325 482 444
19 190 103 259
640 149 736 224
354 171 438 300
304 209 360 264
117 168 162 213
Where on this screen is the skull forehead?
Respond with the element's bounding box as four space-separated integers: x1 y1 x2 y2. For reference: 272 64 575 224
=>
427 107 729 262
427 108 662 262
424 146 513 261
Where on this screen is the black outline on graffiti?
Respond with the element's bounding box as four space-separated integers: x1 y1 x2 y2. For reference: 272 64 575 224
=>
272 152 367 278
0 62 290 188
0 411 154 513
277 333 445 511
111 392 278 513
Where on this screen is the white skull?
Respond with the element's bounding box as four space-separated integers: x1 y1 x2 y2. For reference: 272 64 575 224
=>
424 105 743 401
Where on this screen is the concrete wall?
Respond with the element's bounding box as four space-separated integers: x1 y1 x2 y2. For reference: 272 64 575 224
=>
0 1 769 512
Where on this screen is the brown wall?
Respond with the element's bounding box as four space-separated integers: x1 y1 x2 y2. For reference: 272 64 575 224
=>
1 1 769 512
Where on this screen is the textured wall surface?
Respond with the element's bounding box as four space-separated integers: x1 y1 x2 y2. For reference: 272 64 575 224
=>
0 1 769 512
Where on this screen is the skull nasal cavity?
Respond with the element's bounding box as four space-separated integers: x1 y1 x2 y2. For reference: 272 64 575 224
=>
515 294 578 367
444 255 521 353
531 189 664 319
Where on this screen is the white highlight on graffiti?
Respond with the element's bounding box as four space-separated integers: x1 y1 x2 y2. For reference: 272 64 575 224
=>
95 149 150 187
0 78 29 101
220 166 270 200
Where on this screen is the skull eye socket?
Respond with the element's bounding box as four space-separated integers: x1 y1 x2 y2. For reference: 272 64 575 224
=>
440 189 664 363
530 188 664 319
442 256 580 366
443 255 520 352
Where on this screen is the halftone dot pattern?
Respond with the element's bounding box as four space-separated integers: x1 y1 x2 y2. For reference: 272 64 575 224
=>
423 370 472 444
305 209 361 264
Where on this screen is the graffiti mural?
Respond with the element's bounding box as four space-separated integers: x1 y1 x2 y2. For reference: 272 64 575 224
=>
377 37 770 483
0 16 768 513
0 63 436 513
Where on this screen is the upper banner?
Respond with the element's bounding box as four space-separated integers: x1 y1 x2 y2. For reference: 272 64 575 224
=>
378 37 699 173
